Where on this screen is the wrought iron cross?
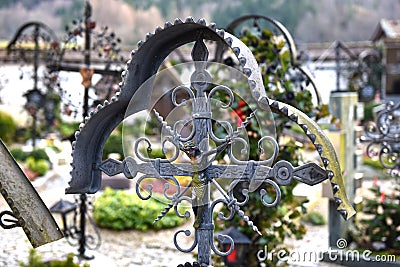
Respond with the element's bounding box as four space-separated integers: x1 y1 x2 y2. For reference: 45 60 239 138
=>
361 101 400 175
99 39 329 265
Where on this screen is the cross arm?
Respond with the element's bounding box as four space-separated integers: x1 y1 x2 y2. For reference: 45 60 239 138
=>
99 157 327 186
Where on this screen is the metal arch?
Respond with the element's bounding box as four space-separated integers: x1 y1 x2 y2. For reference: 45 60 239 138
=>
6 21 60 55
66 17 355 222
225 14 298 65
216 14 322 105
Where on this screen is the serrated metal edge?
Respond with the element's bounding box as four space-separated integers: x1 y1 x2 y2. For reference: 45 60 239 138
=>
266 99 356 220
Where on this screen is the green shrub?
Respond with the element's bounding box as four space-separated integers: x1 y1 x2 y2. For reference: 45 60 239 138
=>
11 148 30 162
302 211 327 226
19 249 90 267
30 148 50 161
0 110 17 144
26 157 50 176
93 188 186 231
102 133 124 160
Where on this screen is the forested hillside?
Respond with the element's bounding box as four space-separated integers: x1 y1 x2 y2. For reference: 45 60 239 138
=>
0 0 399 44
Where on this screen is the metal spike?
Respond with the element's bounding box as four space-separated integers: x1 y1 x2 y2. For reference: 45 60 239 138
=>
280 106 288 115
174 18 183 25
331 183 339 194
238 57 246 66
185 16 195 23
334 197 342 205
224 37 233 46
338 210 348 220
104 100 109 106
243 68 252 77
216 29 225 37
208 23 216 31
164 21 173 28
315 144 323 154
300 124 308 132
248 80 256 90
137 40 144 48
271 101 279 109
232 47 240 56
289 113 298 122
155 26 163 33
197 18 206 25
145 32 153 41
322 157 330 167
308 133 317 143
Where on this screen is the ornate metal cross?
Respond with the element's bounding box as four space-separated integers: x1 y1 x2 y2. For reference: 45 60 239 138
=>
66 18 355 266
98 38 328 265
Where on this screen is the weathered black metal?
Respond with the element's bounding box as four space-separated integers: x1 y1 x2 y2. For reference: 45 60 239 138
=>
67 18 355 266
361 101 400 174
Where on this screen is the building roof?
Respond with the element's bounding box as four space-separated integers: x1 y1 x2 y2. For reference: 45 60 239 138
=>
371 19 400 42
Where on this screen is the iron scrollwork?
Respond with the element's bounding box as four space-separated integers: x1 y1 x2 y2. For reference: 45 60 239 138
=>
361 101 400 174
99 38 332 259
67 18 356 265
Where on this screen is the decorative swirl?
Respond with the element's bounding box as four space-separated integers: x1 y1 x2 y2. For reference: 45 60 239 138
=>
173 229 198 253
366 141 380 159
174 195 192 219
260 179 281 207
207 118 234 144
162 176 181 200
135 175 154 200
228 186 249 207
0 210 20 229
172 85 195 107
379 143 399 170
134 137 180 163
257 136 279 165
208 85 234 109
361 101 400 172
210 198 235 221
172 118 196 143
211 234 234 257
134 137 154 162
84 214 102 250
227 137 249 165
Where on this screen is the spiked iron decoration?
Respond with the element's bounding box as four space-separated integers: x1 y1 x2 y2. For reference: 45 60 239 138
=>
361 101 400 174
66 18 355 266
